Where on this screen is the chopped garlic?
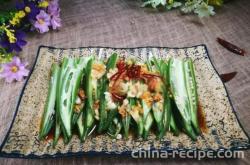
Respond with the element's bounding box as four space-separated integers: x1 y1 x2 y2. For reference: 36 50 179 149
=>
78 89 85 100
109 79 129 96
104 92 117 110
92 62 106 79
75 96 81 105
127 81 148 98
148 77 163 92
94 109 100 120
116 134 122 140
94 101 100 120
118 99 129 118
107 68 118 79
140 91 153 108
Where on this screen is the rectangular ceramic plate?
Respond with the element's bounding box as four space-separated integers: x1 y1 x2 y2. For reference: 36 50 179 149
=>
0 45 249 158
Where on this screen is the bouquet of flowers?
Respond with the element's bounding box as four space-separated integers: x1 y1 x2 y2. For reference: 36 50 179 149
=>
0 0 61 82
142 0 224 17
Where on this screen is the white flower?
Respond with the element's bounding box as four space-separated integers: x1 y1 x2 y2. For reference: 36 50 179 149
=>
104 92 117 110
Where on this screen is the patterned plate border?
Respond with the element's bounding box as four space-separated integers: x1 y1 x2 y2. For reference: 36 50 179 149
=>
0 45 249 159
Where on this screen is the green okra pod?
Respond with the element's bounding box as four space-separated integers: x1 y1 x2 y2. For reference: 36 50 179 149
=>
122 98 135 139
39 63 60 140
157 90 171 139
53 61 66 146
184 58 200 135
58 58 88 141
170 114 180 136
107 117 122 139
104 107 118 130
152 101 164 134
77 111 85 141
98 53 118 133
53 58 74 145
158 61 171 139
141 100 151 123
71 59 86 126
143 112 154 139
168 58 197 140
122 115 131 139
82 58 94 140
147 59 162 135
129 100 144 138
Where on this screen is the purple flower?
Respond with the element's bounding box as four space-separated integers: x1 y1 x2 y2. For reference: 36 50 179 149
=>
0 30 27 53
0 56 29 83
34 10 51 33
16 0 39 21
48 0 60 15
50 12 61 29
48 0 61 29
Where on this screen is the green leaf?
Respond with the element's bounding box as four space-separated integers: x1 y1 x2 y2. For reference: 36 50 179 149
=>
208 0 223 7
0 11 15 25
142 0 167 8
0 48 13 64
181 0 198 13
166 2 182 10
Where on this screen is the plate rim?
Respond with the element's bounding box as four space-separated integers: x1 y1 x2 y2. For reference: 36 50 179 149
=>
0 44 249 159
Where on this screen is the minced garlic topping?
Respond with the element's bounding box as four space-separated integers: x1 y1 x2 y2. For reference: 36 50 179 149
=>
140 91 153 108
118 99 129 118
127 81 148 98
92 62 106 79
104 92 117 110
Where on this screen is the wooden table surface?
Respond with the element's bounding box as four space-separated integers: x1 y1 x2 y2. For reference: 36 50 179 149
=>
0 0 250 164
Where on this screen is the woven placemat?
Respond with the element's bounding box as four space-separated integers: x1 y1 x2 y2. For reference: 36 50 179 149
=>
0 45 249 158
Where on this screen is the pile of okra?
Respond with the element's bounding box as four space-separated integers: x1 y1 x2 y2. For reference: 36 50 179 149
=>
39 53 202 146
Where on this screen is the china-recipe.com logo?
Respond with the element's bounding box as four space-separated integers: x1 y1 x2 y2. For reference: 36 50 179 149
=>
131 148 244 160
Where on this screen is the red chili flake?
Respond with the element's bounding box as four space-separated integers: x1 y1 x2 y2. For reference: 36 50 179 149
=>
141 73 162 79
127 64 141 79
111 93 125 102
117 60 126 71
110 60 127 81
110 69 125 81
109 61 163 102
